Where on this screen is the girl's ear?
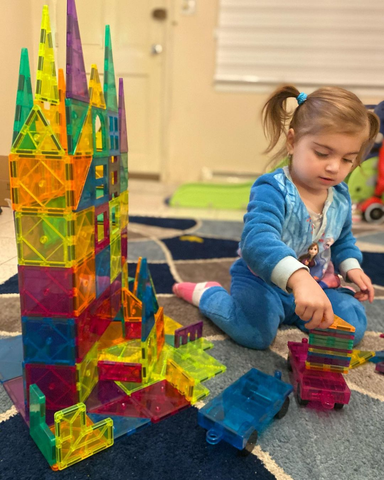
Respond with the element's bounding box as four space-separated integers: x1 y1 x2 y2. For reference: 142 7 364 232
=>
287 128 295 154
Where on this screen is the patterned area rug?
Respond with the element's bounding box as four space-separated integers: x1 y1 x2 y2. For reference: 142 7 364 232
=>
1 216 384 480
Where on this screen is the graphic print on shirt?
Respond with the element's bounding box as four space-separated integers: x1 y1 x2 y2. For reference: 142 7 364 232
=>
308 236 335 280
298 242 319 268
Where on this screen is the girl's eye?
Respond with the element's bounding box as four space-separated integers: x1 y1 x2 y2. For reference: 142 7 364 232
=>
343 158 354 164
314 151 328 158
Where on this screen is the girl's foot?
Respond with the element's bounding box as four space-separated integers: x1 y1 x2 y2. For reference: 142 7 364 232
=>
172 281 222 306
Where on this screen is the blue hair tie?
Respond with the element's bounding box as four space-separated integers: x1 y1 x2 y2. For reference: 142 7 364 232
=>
297 92 307 106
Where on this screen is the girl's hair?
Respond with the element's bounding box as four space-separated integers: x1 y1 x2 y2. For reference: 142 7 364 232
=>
262 85 380 167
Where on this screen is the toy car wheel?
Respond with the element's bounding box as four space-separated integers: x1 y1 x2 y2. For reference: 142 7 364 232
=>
363 203 384 224
287 356 293 372
238 430 258 457
296 384 309 406
334 403 344 410
275 396 290 419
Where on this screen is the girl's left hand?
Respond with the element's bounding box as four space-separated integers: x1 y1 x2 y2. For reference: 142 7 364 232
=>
347 269 374 303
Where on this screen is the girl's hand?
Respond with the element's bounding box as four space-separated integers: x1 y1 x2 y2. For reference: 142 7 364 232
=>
287 269 334 330
347 269 374 303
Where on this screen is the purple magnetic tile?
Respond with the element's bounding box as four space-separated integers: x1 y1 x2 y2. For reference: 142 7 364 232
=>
86 380 127 412
375 361 384 373
118 78 128 153
130 380 190 423
174 321 203 348
3 376 28 425
66 0 89 102
306 354 351 367
19 265 75 317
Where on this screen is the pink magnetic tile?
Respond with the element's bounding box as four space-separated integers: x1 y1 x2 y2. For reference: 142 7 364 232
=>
98 361 142 383
25 363 78 410
288 340 351 408
174 321 203 348
125 320 141 340
130 380 190 423
90 392 146 418
121 228 127 262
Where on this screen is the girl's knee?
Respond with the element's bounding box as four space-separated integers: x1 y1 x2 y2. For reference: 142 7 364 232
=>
326 289 367 346
231 327 277 350
346 303 367 346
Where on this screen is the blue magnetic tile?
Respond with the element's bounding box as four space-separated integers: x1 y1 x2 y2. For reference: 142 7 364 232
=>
96 245 111 298
141 285 155 342
76 163 96 211
369 350 384 364
0 336 23 382
88 413 151 439
22 317 76 366
198 368 292 450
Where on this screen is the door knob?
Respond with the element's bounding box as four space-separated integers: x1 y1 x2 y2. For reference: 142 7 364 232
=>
152 8 167 20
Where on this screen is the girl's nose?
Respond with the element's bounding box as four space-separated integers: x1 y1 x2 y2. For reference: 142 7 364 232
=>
325 159 339 173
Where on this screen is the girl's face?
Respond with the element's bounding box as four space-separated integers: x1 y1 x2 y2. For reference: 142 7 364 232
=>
287 130 367 195
309 245 318 256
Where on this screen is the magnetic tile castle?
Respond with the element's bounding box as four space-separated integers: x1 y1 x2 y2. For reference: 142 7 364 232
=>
8 1 226 470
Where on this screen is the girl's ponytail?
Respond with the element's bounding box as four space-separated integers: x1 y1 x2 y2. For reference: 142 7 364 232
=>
262 85 300 163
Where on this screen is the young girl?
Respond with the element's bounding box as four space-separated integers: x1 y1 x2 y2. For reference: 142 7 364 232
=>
173 85 379 348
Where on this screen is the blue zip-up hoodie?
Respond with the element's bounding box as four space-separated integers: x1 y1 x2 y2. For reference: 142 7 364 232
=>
239 167 362 292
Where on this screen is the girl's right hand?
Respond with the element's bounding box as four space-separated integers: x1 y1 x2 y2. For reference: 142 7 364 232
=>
287 269 334 330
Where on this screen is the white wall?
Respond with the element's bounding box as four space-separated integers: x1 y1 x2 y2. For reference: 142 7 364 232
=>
0 1 33 156
164 0 384 183
165 0 270 183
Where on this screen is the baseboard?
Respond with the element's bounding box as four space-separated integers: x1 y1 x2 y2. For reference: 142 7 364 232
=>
129 172 160 181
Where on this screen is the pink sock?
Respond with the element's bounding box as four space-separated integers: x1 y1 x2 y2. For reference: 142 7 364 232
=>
172 282 222 306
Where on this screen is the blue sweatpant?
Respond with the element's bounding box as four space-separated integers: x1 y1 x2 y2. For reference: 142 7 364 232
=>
199 259 367 349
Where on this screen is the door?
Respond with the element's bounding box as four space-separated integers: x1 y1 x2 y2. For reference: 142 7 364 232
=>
30 0 168 176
